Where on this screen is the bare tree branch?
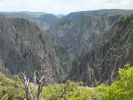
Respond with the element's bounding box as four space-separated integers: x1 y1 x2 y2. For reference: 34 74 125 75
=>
19 72 33 100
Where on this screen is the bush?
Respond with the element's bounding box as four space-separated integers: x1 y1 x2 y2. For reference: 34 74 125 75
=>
1 64 133 100
42 81 95 100
0 73 25 100
96 64 133 100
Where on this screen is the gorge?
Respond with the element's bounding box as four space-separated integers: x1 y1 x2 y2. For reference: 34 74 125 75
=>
0 9 133 86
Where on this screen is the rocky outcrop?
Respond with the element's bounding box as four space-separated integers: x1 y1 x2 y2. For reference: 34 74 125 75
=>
49 10 128 57
0 15 63 82
48 10 128 83
69 15 133 86
0 10 133 86
48 10 133 85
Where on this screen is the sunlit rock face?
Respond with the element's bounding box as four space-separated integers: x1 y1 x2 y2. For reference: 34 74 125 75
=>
0 15 63 82
69 15 133 86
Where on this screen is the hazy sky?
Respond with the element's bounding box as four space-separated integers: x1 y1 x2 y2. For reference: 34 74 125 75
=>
0 0 133 14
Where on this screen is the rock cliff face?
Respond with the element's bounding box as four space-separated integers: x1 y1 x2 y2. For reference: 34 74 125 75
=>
0 10 133 86
0 15 63 82
49 10 131 57
48 10 133 85
69 15 133 86
48 10 130 83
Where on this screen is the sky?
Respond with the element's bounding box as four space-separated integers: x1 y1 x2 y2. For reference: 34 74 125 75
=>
0 0 133 14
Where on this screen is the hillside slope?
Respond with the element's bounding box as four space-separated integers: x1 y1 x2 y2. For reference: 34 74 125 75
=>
49 9 133 56
0 15 63 82
48 10 133 84
39 14 59 25
69 15 133 86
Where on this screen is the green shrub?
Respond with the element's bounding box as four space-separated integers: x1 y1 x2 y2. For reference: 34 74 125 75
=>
42 81 95 100
1 64 133 100
0 73 25 100
96 64 133 100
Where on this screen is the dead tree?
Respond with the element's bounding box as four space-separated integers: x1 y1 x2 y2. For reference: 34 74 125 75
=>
19 56 55 100
35 63 55 100
36 76 45 100
19 72 45 100
19 67 54 100
19 72 33 100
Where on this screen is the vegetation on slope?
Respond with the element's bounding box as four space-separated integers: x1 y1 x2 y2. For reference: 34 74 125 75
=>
69 14 133 86
0 64 133 100
96 64 133 100
0 73 25 100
